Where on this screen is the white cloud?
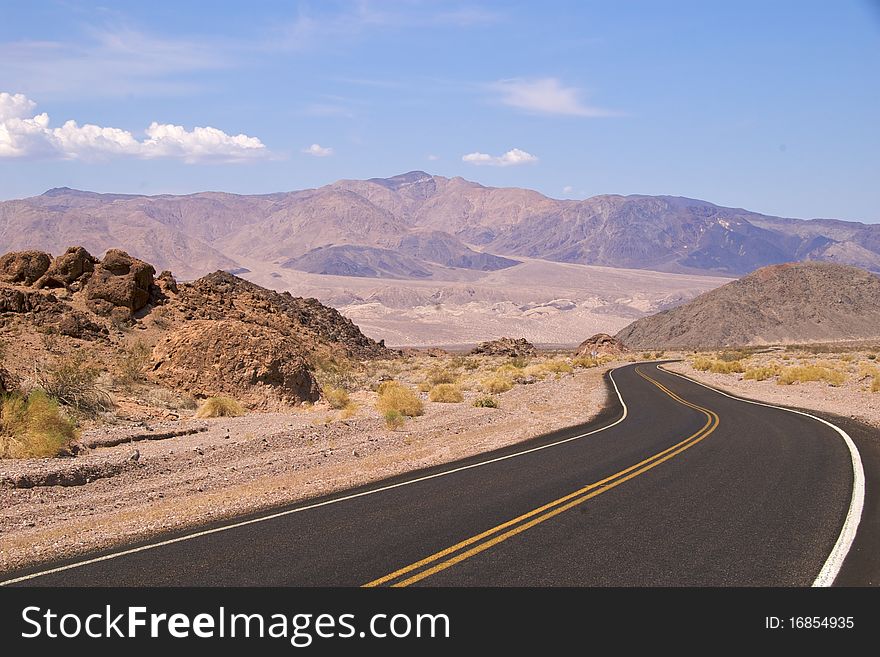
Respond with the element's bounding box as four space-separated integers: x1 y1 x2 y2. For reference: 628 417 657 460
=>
562 185 574 193
491 78 613 117
0 92 267 162
302 143 334 157
462 148 537 167
427 154 440 161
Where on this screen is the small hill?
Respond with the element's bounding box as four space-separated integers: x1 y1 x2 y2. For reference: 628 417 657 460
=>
615 262 880 349
575 333 627 358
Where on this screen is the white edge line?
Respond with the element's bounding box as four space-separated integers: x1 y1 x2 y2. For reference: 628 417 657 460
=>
658 364 865 588
0 368 631 586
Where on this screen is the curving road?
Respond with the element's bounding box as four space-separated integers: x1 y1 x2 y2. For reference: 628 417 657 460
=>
2 363 871 587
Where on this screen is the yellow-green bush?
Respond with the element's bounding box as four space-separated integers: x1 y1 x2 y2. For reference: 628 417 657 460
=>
324 387 351 410
743 364 781 381
572 356 599 368
777 366 846 386
0 390 78 458
195 396 246 418
115 339 152 387
427 368 456 385
376 381 424 417
473 396 499 408
542 359 573 374
693 357 744 374
429 384 463 403
480 376 513 394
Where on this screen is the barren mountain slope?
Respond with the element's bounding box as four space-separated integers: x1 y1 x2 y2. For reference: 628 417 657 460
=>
615 262 880 349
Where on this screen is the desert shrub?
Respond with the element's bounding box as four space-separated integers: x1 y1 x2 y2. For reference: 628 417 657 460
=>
867 353 877 361
542 359 573 374
473 396 499 408
0 390 78 458
427 367 456 385
376 381 424 417
429 384 463 403
777 366 845 386
508 356 530 369
324 386 351 410
480 376 513 394
839 354 855 363
312 355 358 391
495 364 520 377
34 351 111 415
572 356 599 369
115 339 152 387
743 364 781 381
523 364 548 380
692 357 744 374
195 396 246 418
872 378 880 393
383 409 406 429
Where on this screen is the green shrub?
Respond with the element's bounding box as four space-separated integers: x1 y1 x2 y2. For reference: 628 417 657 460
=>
115 339 152 387
0 390 78 458
376 381 424 417
572 356 598 368
35 351 111 414
473 396 499 408
429 384 463 403
383 409 406 429
324 386 351 410
195 396 246 418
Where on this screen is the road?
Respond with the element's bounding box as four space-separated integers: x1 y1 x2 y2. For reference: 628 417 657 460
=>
2 363 868 587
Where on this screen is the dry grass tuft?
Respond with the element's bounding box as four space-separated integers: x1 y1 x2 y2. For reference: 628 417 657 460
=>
692 357 745 374
324 387 351 410
472 396 499 408
383 409 406 429
429 384 463 403
480 376 513 394
376 381 424 417
195 396 246 418
777 365 845 387
0 390 78 458
743 364 781 381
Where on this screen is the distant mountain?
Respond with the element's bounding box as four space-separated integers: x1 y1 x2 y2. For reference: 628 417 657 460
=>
615 262 880 348
1 172 878 282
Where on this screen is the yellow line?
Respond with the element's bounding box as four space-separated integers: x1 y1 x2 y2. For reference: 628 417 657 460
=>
363 367 720 587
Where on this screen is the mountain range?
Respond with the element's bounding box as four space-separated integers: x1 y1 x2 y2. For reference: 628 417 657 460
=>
1 171 878 283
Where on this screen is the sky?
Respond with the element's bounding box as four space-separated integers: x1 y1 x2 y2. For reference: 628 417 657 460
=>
0 0 878 221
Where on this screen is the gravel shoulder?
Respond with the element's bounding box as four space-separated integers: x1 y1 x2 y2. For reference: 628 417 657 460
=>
0 367 610 574
663 361 880 429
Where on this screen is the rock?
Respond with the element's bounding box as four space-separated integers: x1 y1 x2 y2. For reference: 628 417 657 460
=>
575 333 628 358
86 249 156 315
156 270 178 295
470 337 537 358
57 311 108 340
0 286 59 314
128 449 140 462
34 246 96 289
149 320 321 408
0 250 51 286
0 365 18 393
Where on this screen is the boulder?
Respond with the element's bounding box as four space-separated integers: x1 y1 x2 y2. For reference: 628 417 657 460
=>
0 250 51 286
470 337 537 358
0 287 59 314
35 246 96 289
86 249 156 315
150 320 320 408
576 333 627 358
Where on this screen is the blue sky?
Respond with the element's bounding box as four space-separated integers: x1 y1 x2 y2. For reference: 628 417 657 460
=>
0 0 878 221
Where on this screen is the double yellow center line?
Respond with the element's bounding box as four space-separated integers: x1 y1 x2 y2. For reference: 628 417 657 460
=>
363 367 720 587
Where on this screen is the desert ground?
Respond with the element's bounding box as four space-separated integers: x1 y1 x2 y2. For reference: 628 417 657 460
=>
664 344 880 429
239 257 728 346
0 352 613 573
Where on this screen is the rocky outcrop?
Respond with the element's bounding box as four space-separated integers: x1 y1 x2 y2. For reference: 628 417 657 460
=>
150 320 321 408
576 333 627 358
176 271 388 359
0 250 51 286
86 249 157 316
0 365 17 393
35 246 96 289
0 287 59 314
470 337 537 357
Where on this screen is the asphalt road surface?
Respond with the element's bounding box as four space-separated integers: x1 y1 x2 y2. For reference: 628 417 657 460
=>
3 363 871 587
